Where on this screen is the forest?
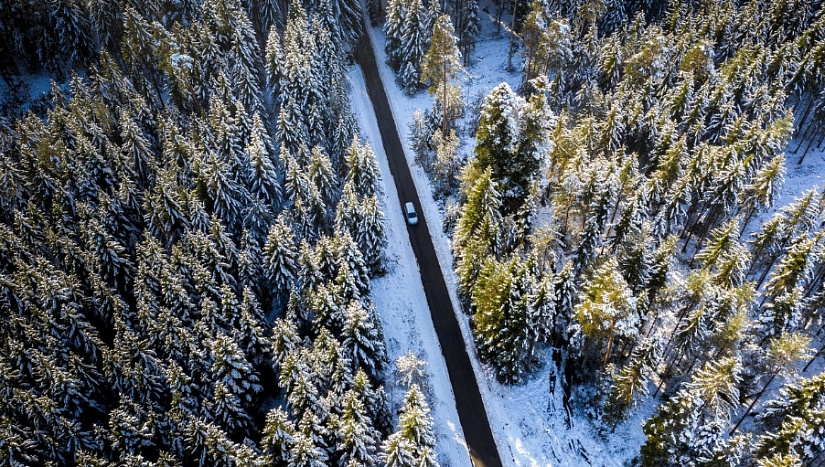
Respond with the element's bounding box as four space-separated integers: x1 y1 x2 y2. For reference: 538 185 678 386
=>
2 0 825 464
392 0 825 464
0 0 447 464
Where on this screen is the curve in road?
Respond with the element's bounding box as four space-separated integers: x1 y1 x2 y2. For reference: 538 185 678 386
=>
353 28 504 467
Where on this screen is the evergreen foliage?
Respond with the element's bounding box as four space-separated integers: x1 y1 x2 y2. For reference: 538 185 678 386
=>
443 0 825 462
0 0 391 463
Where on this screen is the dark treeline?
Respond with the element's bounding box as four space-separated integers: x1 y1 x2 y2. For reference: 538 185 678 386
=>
0 0 440 465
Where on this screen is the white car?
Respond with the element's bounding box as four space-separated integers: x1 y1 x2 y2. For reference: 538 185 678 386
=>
404 202 418 225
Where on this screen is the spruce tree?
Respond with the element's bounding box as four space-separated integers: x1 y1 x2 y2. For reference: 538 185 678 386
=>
421 15 464 133
471 256 537 382
573 258 638 367
384 0 407 71
333 390 380 467
383 384 438 467
399 0 429 93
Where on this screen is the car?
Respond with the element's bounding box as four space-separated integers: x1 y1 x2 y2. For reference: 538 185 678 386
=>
404 202 418 225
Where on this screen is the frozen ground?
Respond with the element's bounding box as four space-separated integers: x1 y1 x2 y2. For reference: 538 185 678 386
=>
354 7 825 467
764 133 825 222
0 72 58 112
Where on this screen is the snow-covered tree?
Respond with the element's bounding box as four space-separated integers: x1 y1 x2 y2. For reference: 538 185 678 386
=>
421 15 463 133
471 255 538 382
383 384 438 467
573 257 638 367
398 0 429 93
384 0 407 71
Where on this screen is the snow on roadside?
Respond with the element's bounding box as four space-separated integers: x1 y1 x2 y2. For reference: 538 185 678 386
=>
348 65 473 467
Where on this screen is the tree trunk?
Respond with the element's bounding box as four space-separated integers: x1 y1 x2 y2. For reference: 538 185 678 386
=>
730 371 778 436
794 98 815 137
680 202 702 252
798 124 821 165
495 0 503 33
817 124 825 149
690 205 720 266
803 343 825 373
756 253 781 289
738 208 755 240
603 324 616 367
442 62 448 134
792 118 816 153
644 308 660 338
506 0 518 72
747 240 770 277
804 267 825 298
600 189 626 256
561 202 572 238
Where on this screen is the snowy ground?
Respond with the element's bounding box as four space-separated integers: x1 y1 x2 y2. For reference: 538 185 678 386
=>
766 133 825 221
0 72 58 114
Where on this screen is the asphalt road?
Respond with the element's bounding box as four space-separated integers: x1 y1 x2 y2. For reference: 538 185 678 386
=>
353 31 504 467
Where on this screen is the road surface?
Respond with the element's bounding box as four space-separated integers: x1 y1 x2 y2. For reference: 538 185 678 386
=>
353 29 504 467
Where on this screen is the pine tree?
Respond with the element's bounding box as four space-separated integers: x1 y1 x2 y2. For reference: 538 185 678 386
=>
421 15 463 133
107 395 154 459
757 373 825 464
230 15 264 114
616 222 656 294
262 407 295 463
573 258 638 367
345 138 382 199
266 27 284 94
740 153 786 235
474 83 522 186
264 217 299 303
454 166 502 296
289 431 329 467
384 384 438 467
431 129 461 196
399 0 429 93
473 82 546 211
208 380 254 434
144 168 189 247
757 453 803 467
552 263 576 347
382 434 416 467
342 300 386 380
247 113 282 211
272 317 301 369
360 195 389 274
384 0 407 71
119 109 156 189
604 338 659 423
730 332 812 435
642 357 742 465
209 333 262 405
471 256 537 382
332 390 380 467
309 146 339 209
